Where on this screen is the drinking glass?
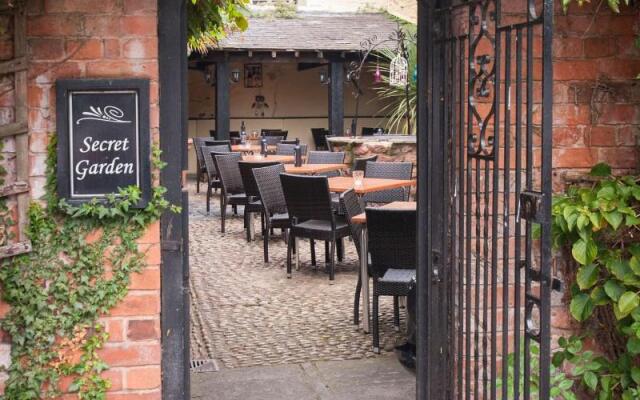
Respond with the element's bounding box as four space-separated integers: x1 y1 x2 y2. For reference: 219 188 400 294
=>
352 170 364 187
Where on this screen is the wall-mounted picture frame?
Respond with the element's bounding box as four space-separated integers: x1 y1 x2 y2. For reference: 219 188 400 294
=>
244 63 263 88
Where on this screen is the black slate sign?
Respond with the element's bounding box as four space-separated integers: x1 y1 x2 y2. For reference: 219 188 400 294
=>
56 79 150 206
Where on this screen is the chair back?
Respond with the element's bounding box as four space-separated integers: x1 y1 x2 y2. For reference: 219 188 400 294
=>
311 128 329 150
263 135 285 146
363 161 413 203
193 138 220 168
280 174 334 224
239 161 280 199
202 145 233 178
253 164 287 215
351 155 378 174
361 127 377 136
307 151 345 164
276 143 308 156
366 208 417 278
340 189 365 255
261 129 288 139
213 153 244 195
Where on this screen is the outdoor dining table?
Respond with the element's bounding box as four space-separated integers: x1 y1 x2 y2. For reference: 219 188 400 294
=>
327 176 416 194
241 154 295 163
284 163 348 175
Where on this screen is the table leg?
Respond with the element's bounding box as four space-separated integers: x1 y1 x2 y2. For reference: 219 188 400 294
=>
360 226 370 334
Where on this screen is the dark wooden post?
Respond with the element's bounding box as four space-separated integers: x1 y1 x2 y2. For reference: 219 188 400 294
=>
328 58 344 136
215 54 230 140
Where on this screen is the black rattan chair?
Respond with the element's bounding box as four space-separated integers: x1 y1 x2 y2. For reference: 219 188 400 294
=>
276 143 308 156
361 127 376 136
363 161 413 204
193 138 228 193
340 189 367 325
202 145 233 213
213 153 248 233
367 207 417 353
311 128 329 150
307 151 345 178
239 160 280 241
351 155 378 175
280 174 350 281
261 129 288 139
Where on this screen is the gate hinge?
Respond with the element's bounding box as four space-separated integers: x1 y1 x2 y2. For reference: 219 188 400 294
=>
161 240 182 252
517 191 546 223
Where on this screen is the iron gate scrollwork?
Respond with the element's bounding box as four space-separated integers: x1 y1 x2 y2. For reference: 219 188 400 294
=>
420 0 555 399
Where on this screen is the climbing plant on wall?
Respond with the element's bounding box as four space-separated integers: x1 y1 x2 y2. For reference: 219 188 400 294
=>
0 136 178 399
187 0 249 53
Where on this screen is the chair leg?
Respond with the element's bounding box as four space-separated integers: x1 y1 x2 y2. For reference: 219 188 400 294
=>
286 233 293 278
263 219 270 263
220 197 227 233
325 241 330 266
372 284 380 353
295 237 300 271
232 205 238 215
353 271 362 326
196 168 201 193
337 238 344 262
244 211 251 242
310 239 316 267
393 296 400 331
329 239 336 282
206 185 211 213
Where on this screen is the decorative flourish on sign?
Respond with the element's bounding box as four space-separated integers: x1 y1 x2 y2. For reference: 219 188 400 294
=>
76 106 131 125
467 0 497 158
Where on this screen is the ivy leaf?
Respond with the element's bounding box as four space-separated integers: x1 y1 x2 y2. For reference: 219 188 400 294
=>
631 367 640 385
597 186 616 201
618 292 639 316
572 238 598 266
627 337 640 355
610 260 632 282
570 293 594 322
604 280 624 301
576 264 599 290
602 211 624 230
630 257 640 275
584 371 598 391
591 286 609 305
590 162 612 177
626 214 640 226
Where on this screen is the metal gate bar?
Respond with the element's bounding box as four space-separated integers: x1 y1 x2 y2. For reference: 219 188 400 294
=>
420 1 555 399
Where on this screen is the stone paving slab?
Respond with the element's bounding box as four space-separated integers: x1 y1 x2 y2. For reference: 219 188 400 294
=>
188 182 407 368
191 356 416 400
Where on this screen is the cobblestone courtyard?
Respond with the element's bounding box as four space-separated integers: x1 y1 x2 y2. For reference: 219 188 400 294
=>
188 182 406 369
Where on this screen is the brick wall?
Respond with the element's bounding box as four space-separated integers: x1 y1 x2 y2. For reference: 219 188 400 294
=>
0 0 162 398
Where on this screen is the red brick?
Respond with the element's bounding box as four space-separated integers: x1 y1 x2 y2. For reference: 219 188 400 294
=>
29 61 84 84
104 318 125 342
98 343 161 367
552 127 584 147
125 366 161 390
0 302 10 319
29 131 50 153
85 61 158 78
123 38 157 59
109 293 159 317
553 148 597 168
589 126 616 146
28 15 84 36
120 16 157 36
103 391 161 400
553 37 583 58
44 0 121 14
28 38 65 60
597 59 640 80
130 267 160 290
597 104 638 125
141 243 161 265
66 39 103 60
124 0 157 14
84 16 122 37
127 319 159 341
584 38 616 58
552 104 591 126
104 39 121 59
554 60 599 81
598 147 639 169
27 85 50 109
617 126 639 146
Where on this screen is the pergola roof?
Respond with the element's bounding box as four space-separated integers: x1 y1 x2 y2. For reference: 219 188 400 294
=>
214 12 399 53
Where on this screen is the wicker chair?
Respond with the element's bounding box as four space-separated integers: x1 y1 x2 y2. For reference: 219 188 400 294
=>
363 161 413 204
276 143 308 156
351 155 378 175
261 129 288 139
311 128 329 150
213 153 248 234
340 189 367 325
239 160 280 241
280 174 350 281
202 145 233 213
367 207 417 353
193 138 229 193
307 151 345 178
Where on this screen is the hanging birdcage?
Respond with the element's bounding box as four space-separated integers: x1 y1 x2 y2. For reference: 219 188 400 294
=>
389 52 408 87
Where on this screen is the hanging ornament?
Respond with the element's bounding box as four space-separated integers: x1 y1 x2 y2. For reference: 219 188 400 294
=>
374 56 382 83
389 52 408 87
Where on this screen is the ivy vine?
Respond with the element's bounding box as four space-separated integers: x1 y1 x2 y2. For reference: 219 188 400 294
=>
0 137 13 247
0 135 178 399
552 163 640 399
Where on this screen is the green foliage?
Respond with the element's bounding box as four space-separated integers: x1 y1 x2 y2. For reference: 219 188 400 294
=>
562 0 631 13
497 341 576 399
0 136 177 399
0 138 14 247
187 0 249 54
552 163 640 399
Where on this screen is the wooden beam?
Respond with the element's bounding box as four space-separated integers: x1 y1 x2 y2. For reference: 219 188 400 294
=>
0 56 27 75
0 181 29 197
328 60 345 136
215 57 230 140
0 121 28 138
0 241 32 259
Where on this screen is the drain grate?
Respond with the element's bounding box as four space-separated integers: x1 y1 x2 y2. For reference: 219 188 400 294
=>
190 358 219 373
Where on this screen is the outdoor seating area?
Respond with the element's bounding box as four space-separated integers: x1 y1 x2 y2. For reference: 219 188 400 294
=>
190 135 417 362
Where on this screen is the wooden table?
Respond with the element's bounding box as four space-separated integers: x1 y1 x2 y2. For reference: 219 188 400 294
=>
241 154 294 163
350 201 417 334
284 163 348 175
232 144 262 153
328 176 416 194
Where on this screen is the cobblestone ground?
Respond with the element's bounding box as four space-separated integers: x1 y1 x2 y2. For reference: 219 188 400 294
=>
188 182 406 369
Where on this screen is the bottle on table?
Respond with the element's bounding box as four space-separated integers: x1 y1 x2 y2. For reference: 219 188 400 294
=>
294 143 302 167
240 121 246 144
260 137 267 156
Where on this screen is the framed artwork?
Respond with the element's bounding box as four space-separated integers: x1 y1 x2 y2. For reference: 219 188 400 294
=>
244 63 263 88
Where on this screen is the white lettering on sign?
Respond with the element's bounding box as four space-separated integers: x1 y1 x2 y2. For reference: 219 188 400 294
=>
75 157 134 181
79 136 131 153
76 105 131 125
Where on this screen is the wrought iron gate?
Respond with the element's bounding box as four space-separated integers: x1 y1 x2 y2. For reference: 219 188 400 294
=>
418 0 555 398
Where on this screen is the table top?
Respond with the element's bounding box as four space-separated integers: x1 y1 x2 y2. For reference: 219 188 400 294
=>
351 201 417 225
327 177 416 194
284 163 348 175
232 144 262 152
241 155 295 163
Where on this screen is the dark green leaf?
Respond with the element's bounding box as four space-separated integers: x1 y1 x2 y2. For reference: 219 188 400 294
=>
590 163 612 177
570 293 594 322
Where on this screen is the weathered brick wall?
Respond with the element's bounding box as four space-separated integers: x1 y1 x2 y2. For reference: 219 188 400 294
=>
0 0 162 397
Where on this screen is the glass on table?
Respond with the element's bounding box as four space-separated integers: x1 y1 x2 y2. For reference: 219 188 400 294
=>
352 170 364 187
